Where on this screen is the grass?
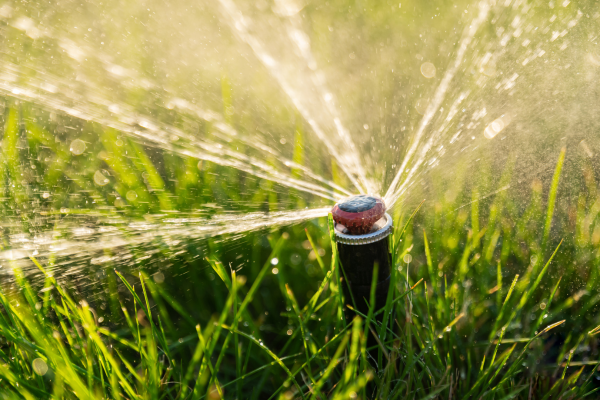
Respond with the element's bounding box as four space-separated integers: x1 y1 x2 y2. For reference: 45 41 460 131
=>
0 0 599 395
2 0 600 386
0 101 599 400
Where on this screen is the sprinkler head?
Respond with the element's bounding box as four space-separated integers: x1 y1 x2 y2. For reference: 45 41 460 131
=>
332 194 386 235
332 195 393 336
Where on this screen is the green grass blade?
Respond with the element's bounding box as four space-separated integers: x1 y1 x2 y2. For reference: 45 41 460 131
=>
541 147 566 255
221 324 306 399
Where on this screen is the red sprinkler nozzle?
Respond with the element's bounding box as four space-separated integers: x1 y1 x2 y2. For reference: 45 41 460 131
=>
331 195 386 235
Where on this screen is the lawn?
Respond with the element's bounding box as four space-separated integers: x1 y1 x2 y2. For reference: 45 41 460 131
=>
0 0 600 398
0 105 598 398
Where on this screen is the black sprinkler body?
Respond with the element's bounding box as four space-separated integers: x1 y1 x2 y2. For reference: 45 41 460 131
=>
332 195 392 321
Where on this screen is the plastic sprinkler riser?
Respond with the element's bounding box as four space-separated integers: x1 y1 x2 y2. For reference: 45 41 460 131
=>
332 195 392 321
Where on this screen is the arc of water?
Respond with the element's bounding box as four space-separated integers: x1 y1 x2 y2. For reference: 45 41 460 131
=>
384 1 490 208
163 207 331 237
0 10 351 199
277 2 375 194
0 63 345 201
386 0 585 208
0 207 331 263
218 0 371 195
168 98 352 196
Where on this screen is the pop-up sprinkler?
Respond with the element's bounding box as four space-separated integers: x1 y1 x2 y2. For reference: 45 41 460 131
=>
332 195 392 320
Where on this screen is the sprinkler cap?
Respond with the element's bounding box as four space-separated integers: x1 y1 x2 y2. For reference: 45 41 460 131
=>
332 195 386 235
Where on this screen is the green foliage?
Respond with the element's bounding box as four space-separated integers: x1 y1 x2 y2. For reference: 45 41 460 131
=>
0 101 599 400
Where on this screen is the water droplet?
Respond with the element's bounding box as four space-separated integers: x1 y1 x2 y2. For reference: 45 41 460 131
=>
415 98 429 115
271 267 279 275
32 358 48 376
420 62 436 78
94 170 109 186
69 139 86 155
530 254 538 265
126 190 138 202
153 271 165 284
484 116 510 139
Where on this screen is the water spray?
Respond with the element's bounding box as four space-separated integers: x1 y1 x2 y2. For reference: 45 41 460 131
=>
331 195 392 321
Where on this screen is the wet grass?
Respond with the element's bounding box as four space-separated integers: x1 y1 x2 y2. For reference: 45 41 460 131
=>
1 101 600 400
